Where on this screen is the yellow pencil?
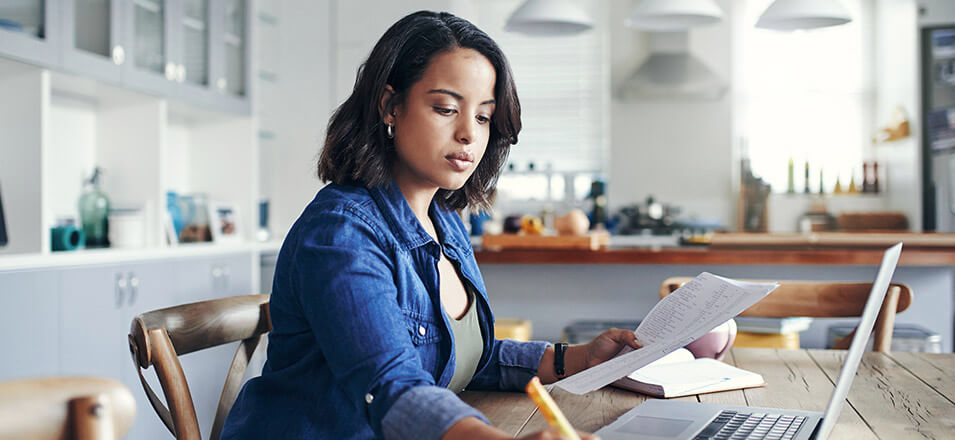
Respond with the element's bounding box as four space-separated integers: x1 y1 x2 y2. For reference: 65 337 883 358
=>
525 376 581 440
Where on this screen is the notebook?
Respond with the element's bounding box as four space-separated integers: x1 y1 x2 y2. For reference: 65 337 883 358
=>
612 348 765 398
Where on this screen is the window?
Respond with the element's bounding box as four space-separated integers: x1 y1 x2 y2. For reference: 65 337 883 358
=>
732 0 874 193
476 0 610 205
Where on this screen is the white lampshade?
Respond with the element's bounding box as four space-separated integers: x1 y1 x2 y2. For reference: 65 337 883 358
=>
756 0 852 31
625 0 724 31
505 0 593 36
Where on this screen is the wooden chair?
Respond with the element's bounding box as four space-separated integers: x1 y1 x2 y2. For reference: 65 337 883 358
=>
0 376 136 439
660 278 913 352
128 294 271 440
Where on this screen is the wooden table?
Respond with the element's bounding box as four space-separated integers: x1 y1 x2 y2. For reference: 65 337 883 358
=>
460 348 955 439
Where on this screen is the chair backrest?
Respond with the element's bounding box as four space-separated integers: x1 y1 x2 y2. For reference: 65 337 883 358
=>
659 278 913 352
0 376 136 439
128 294 271 440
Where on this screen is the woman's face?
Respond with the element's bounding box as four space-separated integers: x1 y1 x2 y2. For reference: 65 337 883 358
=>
387 47 497 194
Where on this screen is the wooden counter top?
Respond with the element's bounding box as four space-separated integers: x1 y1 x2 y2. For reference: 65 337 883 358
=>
474 233 955 266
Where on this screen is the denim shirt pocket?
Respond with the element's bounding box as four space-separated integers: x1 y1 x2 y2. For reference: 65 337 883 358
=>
402 310 444 381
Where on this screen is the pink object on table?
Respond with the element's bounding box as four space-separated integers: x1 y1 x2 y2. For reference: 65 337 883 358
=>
684 319 737 361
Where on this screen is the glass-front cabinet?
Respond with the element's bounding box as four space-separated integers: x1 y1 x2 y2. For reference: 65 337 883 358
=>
208 0 249 112
0 0 58 65
0 0 250 113
61 0 124 83
179 0 210 90
124 0 176 95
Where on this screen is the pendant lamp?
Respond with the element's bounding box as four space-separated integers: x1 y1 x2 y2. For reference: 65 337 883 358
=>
626 0 724 31
505 0 594 36
756 0 852 31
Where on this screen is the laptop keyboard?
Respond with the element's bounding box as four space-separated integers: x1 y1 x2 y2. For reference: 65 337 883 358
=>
694 410 807 440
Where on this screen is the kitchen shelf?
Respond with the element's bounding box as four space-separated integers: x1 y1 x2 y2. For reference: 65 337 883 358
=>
0 58 258 263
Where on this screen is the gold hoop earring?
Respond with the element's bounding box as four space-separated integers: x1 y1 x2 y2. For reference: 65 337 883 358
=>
386 124 394 139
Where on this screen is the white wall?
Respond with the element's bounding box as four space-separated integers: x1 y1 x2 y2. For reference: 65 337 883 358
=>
255 0 335 238
607 0 735 227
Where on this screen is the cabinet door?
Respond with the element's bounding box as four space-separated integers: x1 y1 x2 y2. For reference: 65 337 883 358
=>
0 269 60 380
172 0 215 102
60 0 124 83
207 0 250 113
123 0 178 96
0 0 58 66
59 265 126 382
172 253 253 438
120 261 186 440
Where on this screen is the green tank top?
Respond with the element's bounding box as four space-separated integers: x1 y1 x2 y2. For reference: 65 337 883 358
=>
445 288 483 393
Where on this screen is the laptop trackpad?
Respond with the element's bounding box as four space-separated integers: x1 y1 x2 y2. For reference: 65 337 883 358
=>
617 416 695 436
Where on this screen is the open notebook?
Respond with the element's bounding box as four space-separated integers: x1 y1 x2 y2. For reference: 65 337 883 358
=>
612 348 765 398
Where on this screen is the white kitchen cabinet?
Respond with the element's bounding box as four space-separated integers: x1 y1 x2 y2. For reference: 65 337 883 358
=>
172 252 252 438
0 268 60 380
0 0 58 66
60 0 124 84
52 253 253 440
59 260 181 440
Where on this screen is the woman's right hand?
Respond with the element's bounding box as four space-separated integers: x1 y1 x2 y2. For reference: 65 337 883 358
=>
518 428 599 440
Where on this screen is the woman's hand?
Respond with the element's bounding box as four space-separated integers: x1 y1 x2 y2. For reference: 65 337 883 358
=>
584 328 642 369
518 428 599 440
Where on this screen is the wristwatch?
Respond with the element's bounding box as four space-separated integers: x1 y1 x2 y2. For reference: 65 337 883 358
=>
554 342 568 377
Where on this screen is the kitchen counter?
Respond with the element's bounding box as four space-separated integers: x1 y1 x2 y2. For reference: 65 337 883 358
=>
474 233 955 349
474 232 955 266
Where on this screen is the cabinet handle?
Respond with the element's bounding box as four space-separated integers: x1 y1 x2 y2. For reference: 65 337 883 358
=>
111 45 125 65
127 272 139 306
212 266 223 291
165 62 177 80
176 64 187 83
115 273 127 308
216 77 227 92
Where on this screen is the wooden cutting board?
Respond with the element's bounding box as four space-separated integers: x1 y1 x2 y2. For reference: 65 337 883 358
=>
481 231 610 250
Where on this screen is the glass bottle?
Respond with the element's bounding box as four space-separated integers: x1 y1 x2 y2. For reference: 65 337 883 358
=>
786 157 795 194
803 160 811 194
78 167 110 248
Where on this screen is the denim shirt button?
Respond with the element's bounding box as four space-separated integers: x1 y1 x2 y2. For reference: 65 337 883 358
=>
365 393 374 404
418 325 427 336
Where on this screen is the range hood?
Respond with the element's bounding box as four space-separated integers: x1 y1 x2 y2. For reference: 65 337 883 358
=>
618 32 727 100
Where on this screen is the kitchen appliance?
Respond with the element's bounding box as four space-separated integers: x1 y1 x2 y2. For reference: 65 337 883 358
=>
921 25 955 231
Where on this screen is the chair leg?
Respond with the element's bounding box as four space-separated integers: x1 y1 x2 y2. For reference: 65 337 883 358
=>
872 286 901 353
70 394 113 440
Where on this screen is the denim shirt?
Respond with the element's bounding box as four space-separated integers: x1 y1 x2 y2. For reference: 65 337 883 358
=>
220 180 550 440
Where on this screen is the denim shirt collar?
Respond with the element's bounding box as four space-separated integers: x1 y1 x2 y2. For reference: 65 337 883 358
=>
367 179 470 254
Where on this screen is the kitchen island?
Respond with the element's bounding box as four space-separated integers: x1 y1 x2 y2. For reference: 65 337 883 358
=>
475 233 955 351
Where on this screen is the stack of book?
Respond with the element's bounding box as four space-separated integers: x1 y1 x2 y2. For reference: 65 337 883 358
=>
733 317 813 349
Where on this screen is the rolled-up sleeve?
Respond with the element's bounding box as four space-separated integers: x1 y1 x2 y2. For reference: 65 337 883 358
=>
294 204 481 439
468 338 551 391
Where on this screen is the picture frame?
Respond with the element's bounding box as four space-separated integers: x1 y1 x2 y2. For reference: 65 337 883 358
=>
163 211 179 246
209 201 241 243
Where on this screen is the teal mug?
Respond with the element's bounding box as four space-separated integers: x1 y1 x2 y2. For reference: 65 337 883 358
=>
51 225 85 251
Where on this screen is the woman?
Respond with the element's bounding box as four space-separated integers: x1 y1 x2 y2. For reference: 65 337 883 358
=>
221 10 640 440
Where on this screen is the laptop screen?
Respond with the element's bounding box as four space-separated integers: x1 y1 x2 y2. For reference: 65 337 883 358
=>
814 243 902 440
0 183 7 247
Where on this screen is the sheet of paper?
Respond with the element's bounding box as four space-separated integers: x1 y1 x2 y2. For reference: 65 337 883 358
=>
554 272 778 395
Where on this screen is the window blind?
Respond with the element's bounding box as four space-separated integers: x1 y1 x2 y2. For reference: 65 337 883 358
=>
476 0 609 174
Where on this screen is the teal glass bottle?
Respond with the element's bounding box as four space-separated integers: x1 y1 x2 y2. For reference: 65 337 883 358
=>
78 167 110 248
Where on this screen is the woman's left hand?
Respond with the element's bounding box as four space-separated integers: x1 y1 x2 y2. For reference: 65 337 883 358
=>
584 328 642 369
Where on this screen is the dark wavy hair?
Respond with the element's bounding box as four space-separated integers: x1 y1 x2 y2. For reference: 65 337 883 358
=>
317 10 521 211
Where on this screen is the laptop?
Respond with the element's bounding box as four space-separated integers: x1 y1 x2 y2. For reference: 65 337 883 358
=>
0 182 7 247
595 242 903 440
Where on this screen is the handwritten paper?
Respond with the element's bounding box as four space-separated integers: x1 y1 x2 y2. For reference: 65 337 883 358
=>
554 272 778 395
